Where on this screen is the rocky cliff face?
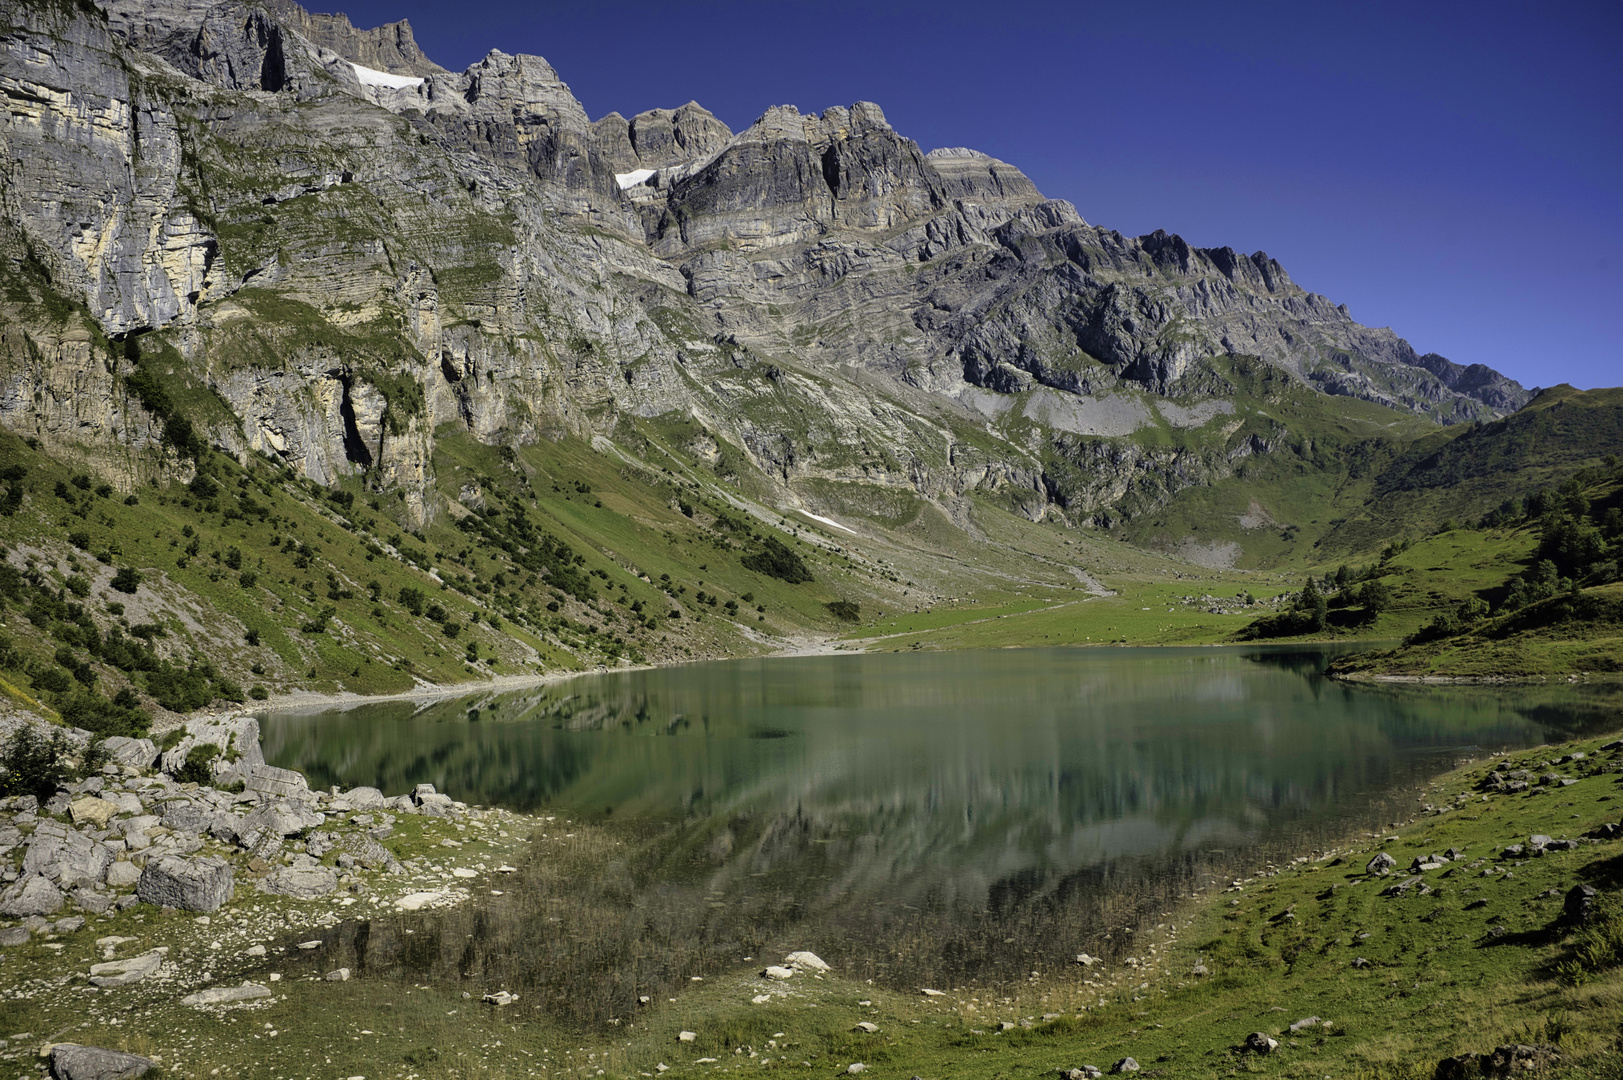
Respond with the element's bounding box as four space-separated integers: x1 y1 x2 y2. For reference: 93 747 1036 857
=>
0 0 1532 532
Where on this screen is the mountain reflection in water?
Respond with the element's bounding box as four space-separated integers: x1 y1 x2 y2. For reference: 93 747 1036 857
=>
259 647 1621 1016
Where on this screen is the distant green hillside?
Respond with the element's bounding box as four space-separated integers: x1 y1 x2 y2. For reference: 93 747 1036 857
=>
1263 453 1623 678
1323 384 1623 555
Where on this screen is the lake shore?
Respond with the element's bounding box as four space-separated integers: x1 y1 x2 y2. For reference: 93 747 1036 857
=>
250 630 851 716
4 700 1622 1077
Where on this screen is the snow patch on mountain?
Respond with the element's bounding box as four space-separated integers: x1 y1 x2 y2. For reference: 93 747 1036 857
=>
350 62 424 89
615 168 657 190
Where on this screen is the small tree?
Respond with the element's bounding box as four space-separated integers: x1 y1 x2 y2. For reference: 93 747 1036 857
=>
826 600 861 622
110 566 142 594
1358 580 1393 620
0 726 76 801
176 742 220 785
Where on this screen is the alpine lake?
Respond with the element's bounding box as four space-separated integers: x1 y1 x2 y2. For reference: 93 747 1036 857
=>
256 646 1623 1025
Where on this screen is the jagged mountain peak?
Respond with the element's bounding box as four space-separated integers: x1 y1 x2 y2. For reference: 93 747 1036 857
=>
0 0 1535 549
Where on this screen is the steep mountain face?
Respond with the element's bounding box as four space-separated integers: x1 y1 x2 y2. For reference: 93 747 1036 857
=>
0 0 1531 534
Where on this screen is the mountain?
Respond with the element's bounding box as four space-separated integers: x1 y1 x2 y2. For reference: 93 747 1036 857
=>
1 0 1527 519
0 0 1573 719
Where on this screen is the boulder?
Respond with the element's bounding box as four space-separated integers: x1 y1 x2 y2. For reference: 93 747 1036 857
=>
68 797 120 828
244 763 307 800
119 815 159 842
179 982 272 1006
48 1043 152 1080
1110 1059 1139 1074
158 800 218 835
105 862 141 889
0 874 63 917
1433 1044 1559 1079
332 786 385 811
762 965 795 980
1244 1032 1278 1054
239 802 324 841
1365 852 1397 874
88 949 165 988
395 891 446 911
416 793 454 816
105 792 144 816
136 855 234 912
159 716 264 785
258 861 338 900
1288 1016 1323 1033
23 822 112 888
340 831 400 872
1382 875 1423 897
0 926 30 945
1528 834 1553 851
72 888 113 915
1565 884 1599 925
100 737 158 769
784 950 830 973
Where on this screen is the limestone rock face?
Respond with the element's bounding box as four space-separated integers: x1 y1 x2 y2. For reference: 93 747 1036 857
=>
260 0 444 76
0 0 1532 537
0 2 221 335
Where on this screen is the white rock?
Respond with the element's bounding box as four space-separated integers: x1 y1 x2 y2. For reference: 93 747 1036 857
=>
105 862 141 889
452 868 478 879
920 988 946 997
855 1022 878 1033
325 968 350 981
88 948 165 988
763 965 795 981
180 983 272 1006
395 891 446 911
783 950 829 973
678 1031 697 1043
68 797 120 828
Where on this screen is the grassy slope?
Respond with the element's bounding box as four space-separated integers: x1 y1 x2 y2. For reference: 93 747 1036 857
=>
6 727 1621 1079
1115 364 1437 570
1321 385 1623 557
1332 583 1623 681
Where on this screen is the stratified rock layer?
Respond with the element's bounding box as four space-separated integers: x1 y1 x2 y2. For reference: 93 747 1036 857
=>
0 0 1532 533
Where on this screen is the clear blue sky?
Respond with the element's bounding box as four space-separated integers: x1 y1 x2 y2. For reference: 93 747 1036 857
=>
333 0 1620 391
